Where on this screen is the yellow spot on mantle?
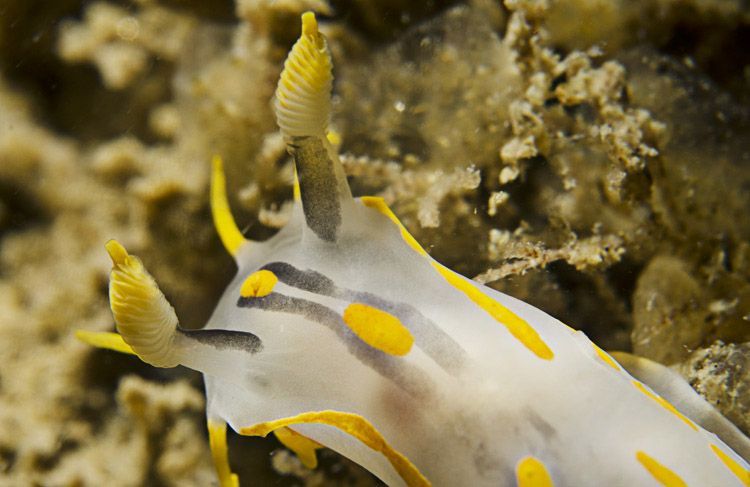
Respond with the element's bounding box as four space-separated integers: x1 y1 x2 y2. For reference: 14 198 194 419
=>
516 456 554 487
710 444 750 486
208 420 240 487
343 303 414 356
274 426 322 469
632 380 697 431
240 270 278 298
636 451 686 487
240 410 430 487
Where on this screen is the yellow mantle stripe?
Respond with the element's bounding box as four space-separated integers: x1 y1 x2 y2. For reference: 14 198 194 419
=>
360 196 553 360
632 381 698 431
208 420 240 487
75 330 135 355
710 444 750 486
360 197 429 256
240 410 430 487
636 451 686 487
211 155 246 256
592 343 621 371
431 263 554 360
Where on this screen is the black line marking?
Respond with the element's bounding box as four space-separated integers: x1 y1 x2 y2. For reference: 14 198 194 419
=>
237 292 432 397
289 136 341 242
178 328 263 354
259 261 468 372
261 261 335 295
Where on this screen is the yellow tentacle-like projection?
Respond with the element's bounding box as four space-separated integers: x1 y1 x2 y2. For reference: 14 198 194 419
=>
210 155 247 257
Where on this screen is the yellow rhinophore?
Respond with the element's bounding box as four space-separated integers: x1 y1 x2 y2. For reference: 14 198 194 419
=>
106 239 180 368
274 11 333 139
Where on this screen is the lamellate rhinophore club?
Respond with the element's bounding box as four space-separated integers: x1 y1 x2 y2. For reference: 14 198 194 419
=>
77 12 750 487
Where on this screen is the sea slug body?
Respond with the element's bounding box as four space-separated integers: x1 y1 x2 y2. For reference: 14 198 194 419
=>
78 12 750 487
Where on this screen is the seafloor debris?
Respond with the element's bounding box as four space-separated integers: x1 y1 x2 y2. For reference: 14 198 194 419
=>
1 0 749 484
679 341 750 436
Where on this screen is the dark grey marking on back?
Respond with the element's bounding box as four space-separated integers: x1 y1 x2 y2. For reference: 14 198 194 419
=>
526 410 557 439
259 261 468 372
260 261 335 295
288 136 341 242
178 328 263 354
237 292 433 398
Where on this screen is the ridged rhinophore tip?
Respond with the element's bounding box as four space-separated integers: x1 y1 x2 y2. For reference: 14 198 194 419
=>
274 12 332 138
105 239 129 266
301 11 318 36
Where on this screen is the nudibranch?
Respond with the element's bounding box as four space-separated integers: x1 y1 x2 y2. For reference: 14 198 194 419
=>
77 12 750 487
